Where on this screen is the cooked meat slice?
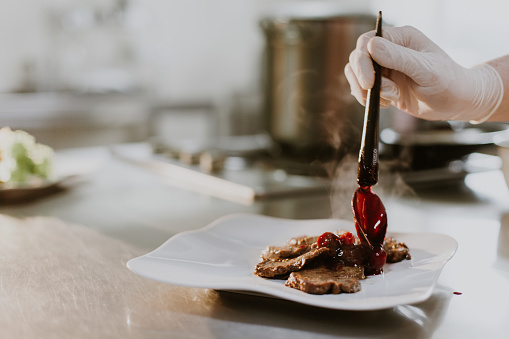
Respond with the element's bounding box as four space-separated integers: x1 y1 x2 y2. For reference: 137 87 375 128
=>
383 237 411 263
285 265 365 294
261 235 318 260
288 235 318 247
254 247 330 278
261 244 311 260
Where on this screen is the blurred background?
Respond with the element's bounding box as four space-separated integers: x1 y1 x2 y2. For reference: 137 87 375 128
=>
1 0 508 151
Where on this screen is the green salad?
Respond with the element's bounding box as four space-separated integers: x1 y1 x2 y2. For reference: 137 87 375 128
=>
0 127 54 184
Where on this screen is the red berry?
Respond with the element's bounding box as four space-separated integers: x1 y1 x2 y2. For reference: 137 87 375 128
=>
317 232 341 252
339 232 355 246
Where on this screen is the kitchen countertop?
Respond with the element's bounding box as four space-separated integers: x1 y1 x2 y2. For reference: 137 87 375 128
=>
1 144 508 338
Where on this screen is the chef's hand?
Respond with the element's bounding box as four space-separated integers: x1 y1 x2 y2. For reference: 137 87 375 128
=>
344 26 503 123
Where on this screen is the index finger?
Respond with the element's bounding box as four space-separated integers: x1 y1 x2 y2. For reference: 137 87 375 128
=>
349 30 377 90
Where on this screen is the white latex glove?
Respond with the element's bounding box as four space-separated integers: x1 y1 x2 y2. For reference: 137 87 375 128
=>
344 26 504 123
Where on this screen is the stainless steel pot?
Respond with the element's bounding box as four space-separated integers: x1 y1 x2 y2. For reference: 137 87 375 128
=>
260 13 376 160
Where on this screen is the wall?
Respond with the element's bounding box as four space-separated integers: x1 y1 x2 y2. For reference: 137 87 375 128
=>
1 0 509 112
376 0 509 66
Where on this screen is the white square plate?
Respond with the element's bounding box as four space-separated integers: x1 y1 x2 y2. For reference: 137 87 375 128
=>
127 214 457 311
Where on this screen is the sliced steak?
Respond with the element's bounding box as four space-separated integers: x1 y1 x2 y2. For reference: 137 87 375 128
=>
285 265 365 294
383 237 411 263
261 244 311 261
254 247 330 278
261 236 318 261
288 235 318 247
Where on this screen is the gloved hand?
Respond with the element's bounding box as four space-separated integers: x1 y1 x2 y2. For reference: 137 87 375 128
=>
344 26 503 123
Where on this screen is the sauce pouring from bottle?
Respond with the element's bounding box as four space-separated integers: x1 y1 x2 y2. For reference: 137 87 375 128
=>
351 11 388 275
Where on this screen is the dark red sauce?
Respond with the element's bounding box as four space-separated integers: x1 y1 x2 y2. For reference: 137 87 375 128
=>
351 185 388 275
317 232 370 270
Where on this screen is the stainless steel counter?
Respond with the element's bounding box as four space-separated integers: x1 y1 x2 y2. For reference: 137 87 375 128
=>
1 144 508 338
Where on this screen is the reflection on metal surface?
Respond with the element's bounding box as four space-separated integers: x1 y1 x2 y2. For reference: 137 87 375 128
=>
126 286 219 336
393 286 453 336
381 124 509 146
112 143 330 205
394 305 427 327
400 153 501 188
0 214 148 337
